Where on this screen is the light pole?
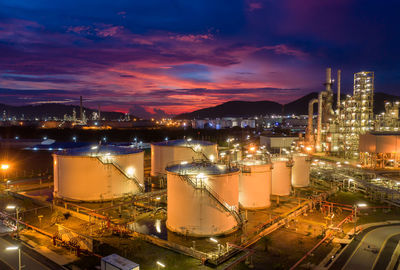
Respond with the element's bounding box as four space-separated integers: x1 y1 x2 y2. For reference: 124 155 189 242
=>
1 163 10 181
6 205 19 238
353 203 367 235
6 246 21 270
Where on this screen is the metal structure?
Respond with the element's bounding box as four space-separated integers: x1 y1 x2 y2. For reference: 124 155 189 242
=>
166 161 241 236
359 133 400 168
150 139 218 177
53 145 144 201
239 159 273 209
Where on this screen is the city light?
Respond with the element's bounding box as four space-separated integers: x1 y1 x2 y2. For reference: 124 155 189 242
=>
6 205 16 210
156 261 165 268
357 203 367 207
5 246 18 250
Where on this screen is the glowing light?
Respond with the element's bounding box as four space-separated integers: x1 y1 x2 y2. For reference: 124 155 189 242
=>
155 219 161 234
6 205 16 210
91 146 98 150
126 167 135 177
1 164 9 170
180 161 188 165
156 261 165 268
5 246 18 250
210 237 218 243
209 154 215 162
357 203 367 207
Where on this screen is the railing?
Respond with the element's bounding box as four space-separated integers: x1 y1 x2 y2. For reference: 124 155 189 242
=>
97 157 144 192
179 175 243 226
185 142 211 161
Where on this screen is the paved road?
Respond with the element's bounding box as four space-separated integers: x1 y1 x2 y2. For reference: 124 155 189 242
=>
330 224 400 270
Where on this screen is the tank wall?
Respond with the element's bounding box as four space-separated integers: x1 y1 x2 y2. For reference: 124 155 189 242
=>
376 135 399 153
239 164 272 209
166 172 238 236
54 154 142 201
53 155 59 194
151 144 218 176
291 155 310 187
113 152 144 185
271 160 291 196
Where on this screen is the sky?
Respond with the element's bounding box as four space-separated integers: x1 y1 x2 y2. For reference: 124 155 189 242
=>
1 0 400 118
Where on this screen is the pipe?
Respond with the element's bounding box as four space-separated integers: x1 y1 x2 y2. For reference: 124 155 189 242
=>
316 91 327 151
306 99 318 143
337 69 341 115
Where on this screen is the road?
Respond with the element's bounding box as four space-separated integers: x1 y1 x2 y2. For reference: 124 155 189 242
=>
330 224 400 270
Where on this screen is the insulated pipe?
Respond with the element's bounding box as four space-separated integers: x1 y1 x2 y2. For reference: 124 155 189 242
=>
316 91 327 151
337 69 341 115
306 98 318 143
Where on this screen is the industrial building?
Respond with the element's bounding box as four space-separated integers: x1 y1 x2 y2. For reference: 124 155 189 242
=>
165 161 241 236
53 145 144 201
150 139 218 176
359 133 400 168
303 68 400 165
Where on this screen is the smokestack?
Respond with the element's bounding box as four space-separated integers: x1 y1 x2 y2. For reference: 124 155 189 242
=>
337 69 341 115
98 105 101 120
325 68 332 92
80 96 83 120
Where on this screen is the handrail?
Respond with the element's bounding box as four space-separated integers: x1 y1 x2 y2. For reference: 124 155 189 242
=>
185 142 210 161
96 156 144 192
179 175 243 226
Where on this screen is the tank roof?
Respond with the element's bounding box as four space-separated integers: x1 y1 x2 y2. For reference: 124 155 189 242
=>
240 159 270 166
166 161 239 175
152 139 215 147
55 145 143 156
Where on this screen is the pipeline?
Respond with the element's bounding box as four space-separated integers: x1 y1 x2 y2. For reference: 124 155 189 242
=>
306 98 318 143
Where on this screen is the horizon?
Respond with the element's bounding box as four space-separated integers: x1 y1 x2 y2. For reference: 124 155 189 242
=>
1 1 399 118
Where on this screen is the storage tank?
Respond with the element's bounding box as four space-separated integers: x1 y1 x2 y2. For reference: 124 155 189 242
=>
271 158 293 196
239 159 273 209
53 145 144 201
166 161 241 236
151 139 218 177
291 154 311 188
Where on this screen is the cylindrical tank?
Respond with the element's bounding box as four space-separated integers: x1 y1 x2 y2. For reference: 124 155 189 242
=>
239 160 272 209
151 139 218 176
53 145 144 201
292 154 311 187
166 162 240 237
271 158 293 196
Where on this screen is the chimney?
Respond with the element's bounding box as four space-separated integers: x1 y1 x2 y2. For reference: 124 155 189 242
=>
325 68 332 92
337 69 341 115
80 96 83 120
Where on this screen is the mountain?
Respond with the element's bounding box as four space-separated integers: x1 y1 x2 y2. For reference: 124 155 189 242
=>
0 103 127 120
175 100 283 119
175 92 400 119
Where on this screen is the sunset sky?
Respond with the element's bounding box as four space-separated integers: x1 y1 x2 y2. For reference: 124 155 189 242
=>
1 0 399 117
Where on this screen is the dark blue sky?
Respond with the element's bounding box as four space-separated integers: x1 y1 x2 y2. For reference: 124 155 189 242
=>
0 0 399 117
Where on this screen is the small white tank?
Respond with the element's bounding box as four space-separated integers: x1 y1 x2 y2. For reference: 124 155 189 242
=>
53 145 144 201
166 162 240 237
292 154 311 187
271 158 293 196
151 139 218 177
239 160 272 209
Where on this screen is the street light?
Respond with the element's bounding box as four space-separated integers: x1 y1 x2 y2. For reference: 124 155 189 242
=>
156 261 165 269
353 203 367 235
6 205 20 238
6 246 21 270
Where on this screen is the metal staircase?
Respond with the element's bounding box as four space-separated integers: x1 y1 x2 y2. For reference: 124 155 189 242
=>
179 175 243 226
97 157 144 192
186 143 210 161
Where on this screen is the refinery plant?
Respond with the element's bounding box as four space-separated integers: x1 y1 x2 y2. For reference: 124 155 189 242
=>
0 69 400 269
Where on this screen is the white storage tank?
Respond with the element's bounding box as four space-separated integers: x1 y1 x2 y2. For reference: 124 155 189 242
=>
151 139 218 177
271 157 293 196
292 154 311 187
53 145 144 201
166 162 240 236
239 160 273 209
